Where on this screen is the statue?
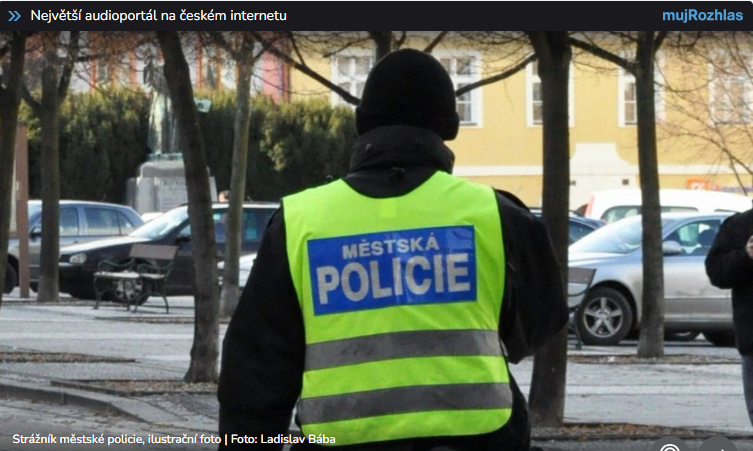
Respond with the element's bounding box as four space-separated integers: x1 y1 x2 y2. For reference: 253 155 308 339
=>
144 59 182 161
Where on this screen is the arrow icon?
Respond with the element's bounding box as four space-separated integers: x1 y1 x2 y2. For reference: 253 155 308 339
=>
8 11 20 21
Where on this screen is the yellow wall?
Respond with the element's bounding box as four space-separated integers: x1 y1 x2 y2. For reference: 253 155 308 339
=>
286 42 753 207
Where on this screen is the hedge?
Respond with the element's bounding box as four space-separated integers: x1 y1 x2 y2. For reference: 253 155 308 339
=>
21 89 357 204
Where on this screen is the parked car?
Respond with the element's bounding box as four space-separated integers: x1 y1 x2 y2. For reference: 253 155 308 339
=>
58 203 278 299
4 200 144 294
569 212 735 346
576 188 751 224
218 253 257 297
530 209 604 244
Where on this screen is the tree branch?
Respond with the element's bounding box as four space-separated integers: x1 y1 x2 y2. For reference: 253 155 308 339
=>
456 53 537 96
654 31 669 53
571 37 633 73
424 31 448 53
58 30 81 100
394 31 408 50
251 32 360 105
206 31 238 61
287 32 307 67
20 84 41 115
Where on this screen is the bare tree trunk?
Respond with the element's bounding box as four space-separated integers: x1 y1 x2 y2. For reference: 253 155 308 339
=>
156 31 220 383
526 31 571 428
36 34 62 303
369 32 392 60
635 32 665 358
0 32 27 308
220 38 255 318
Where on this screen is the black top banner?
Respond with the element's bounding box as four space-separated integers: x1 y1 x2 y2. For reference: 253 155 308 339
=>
2 1 752 30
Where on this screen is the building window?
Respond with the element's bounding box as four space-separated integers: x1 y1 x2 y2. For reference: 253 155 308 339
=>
96 60 110 85
618 59 666 127
710 54 752 125
331 53 373 106
526 61 575 127
436 54 481 125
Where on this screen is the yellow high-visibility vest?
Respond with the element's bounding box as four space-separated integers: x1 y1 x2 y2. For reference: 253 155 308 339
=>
284 171 511 446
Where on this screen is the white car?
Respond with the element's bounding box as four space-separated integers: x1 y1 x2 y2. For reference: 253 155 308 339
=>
237 253 257 289
218 253 257 290
577 189 751 224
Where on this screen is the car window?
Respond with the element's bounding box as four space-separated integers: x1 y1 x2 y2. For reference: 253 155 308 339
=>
570 216 676 255
130 207 188 239
602 205 698 224
569 221 595 244
663 220 720 257
213 211 228 244
662 206 697 213
243 209 275 243
84 208 121 236
118 212 136 234
60 208 80 237
601 206 640 224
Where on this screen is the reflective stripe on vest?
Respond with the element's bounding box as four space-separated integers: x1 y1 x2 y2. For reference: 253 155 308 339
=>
284 171 511 445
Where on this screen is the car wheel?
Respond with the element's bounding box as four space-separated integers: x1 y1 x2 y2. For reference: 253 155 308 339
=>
577 287 634 346
113 278 146 305
665 331 701 342
3 263 17 294
703 331 736 347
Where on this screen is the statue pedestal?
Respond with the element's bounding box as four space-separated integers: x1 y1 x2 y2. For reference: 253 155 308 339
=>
126 161 217 215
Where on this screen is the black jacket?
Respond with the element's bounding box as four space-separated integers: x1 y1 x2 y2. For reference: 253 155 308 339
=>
218 125 568 450
706 208 753 354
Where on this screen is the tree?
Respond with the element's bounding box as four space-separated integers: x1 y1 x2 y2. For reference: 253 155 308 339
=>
21 31 80 303
661 32 753 194
572 31 669 358
156 31 220 383
0 32 28 309
524 31 572 428
204 32 265 317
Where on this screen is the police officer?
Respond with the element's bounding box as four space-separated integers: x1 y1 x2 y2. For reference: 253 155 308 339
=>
218 49 567 450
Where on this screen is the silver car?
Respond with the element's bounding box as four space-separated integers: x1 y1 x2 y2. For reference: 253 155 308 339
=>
569 212 734 346
5 200 144 294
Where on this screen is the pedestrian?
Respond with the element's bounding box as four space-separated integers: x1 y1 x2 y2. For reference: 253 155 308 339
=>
219 190 231 203
218 49 567 450
706 206 753 427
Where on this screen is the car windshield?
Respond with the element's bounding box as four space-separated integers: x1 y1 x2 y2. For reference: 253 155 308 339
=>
570 216 677 255
129 207 188 240
28 203 42 220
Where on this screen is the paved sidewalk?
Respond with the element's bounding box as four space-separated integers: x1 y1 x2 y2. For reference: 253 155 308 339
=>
1 295 752 441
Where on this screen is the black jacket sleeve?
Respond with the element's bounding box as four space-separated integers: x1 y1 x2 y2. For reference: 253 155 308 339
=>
495 191 568 364
706 214 753 289
218 208 305 450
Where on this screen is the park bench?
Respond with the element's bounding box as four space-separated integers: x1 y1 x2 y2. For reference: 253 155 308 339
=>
568 267 597 350
93 244 178 313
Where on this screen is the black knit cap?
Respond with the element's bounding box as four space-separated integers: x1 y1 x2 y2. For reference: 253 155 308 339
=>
356 49 460 141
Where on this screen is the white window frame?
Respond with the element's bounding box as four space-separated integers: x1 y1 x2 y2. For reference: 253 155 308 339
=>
433 50 483 127
709 51 753 125
330 49 373 107
618 55 666 127
526 60 575 128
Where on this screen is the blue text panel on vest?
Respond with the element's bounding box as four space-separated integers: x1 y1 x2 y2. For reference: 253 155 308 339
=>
307 226 477 315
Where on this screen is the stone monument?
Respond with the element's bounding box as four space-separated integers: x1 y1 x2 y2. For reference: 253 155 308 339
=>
126 61 217 215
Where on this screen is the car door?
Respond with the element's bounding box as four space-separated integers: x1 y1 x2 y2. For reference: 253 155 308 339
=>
662 218 729 328
29 206 81 281
168 221 195 295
